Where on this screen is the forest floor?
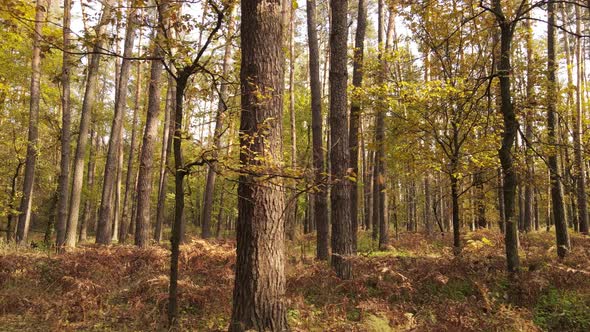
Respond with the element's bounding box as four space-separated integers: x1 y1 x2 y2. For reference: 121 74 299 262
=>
1 229 589 331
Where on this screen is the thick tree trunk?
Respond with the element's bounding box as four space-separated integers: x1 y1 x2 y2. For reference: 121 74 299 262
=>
349 0 367 251
547 0 570 258
201 4 236 239
55 0 72 248
306 0 329 261
135 24 166 247
96 0 139 244
65 0 114 248
16 0 45 245
229 0 288 329
329 0 353 279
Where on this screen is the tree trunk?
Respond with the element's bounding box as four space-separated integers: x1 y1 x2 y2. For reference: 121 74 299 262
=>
306 0 329 261
55 0 72 248
65 0 114 248
349 0 367 251
229 0 288 329
7 162 24 242
329 0 353 279
493 0 520 272
155 75 175 243
547 0 570 258
523 11 535 233
79 129 98 242
119 57 142 243
96 0 139 244
574 4 589 234
135 21 166 247
201 4 236 239
16 0 45 245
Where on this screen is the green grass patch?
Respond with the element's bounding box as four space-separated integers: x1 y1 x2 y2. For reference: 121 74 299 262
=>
533 288 590 332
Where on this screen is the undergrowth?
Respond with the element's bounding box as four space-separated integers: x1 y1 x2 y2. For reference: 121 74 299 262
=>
0 230 588 331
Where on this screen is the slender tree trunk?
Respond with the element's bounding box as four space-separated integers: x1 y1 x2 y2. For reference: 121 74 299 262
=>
135 16 167 247
96 0 139 244
286 1 298 242
119 57 142 243
155 75 175 242
7 162 23 242
56 0 72 248
306 0 329 261
79 129 98 242
547 0 570 258
201 4 236 239
229 0 288 329
65 0 114 248
523 11 535 233
168 73 188 326
349 0 367 251
16 0 45 245
574 4 589 234
493 0 520 272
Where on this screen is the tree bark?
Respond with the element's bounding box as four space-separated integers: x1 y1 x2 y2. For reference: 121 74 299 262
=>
547 0 570 258
492 0 520 272
155 75 175 242
329 0 353 279
306 0 329 261
574 4 588 234
349 0 367 251
79 129 98 242
96 0 139 244
229 0 288 329
119 57 142 243
55 0 72 249
135 21 166 247
65 0 114 248
16 0 45 245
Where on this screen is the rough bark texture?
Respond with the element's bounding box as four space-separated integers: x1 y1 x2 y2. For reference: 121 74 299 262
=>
329 0 353 279
349 0 367 251
306 0 329 261
96 1 138 244
523 12 535 233
135 26 165 247
493 0 520 272
55 0 72 248
229 0 288 330
16 0 45 245
65 0 114 248
547 0 570 258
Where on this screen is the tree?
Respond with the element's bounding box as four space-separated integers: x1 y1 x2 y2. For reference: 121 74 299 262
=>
134 9 166 247
329 0 354 279
65 0 115 248
306 0 329 260
55 0 72 249
96 0 140 245
547 0 570 258
488 0 520 272
349 0 367 251
229 0 288 330
15 0 45 245
201 2 237 239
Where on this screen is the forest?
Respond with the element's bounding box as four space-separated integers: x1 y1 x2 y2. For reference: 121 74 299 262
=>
1 0 590 331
